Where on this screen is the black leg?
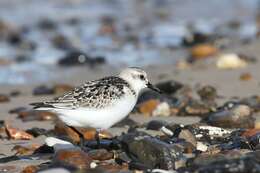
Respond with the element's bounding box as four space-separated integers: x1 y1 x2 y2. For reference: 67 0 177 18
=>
68 126 85 148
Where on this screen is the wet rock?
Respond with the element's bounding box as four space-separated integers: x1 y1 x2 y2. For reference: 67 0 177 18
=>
53 149 93 170
88 149 114 161
18 110 57 122
0 94 10 103
121 131 183 170
240 72 252 81
138 99 160 116
203 102 254 128
216 53 247 69
58 51 105 66
33 85 54 95
190 44 218 60
155 80 183 95
5 124 34 140
21 165 38 173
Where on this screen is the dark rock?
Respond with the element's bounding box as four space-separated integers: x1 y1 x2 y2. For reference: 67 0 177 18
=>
146 120 168 131
33 85 54 95
155 80 183 95
15 55 32 63
203 102 255 128
182 32 212 47
26 128 49 137
113 117 139 128
53 149 92 170
58 51 105 66
38 18 57 30
180 151 260 173
121 131 183 170
9 107 27 114
7 32 22 45
9 90 21 97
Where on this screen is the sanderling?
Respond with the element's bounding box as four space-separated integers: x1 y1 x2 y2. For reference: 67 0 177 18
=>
31 67 161 146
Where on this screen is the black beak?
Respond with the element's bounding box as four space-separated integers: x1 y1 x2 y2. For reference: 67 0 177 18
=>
147 82 162 93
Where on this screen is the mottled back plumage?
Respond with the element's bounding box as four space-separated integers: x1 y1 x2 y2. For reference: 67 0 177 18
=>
32 76 136 109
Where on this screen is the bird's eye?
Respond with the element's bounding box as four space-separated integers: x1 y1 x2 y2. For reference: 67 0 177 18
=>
139 75 145 80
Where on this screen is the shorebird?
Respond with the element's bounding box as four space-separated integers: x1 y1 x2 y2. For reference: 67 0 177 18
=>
31 67 161 146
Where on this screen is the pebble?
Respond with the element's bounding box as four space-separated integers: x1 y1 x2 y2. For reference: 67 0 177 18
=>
121 131 183 170
21 165 38 173
240 72 252 81
138 99 160 116
152 102 171 117
88 149 114 161
5 124 34 140
155 80 183 95
216 53 247 69
53 149 92 170
0 94 10 103
197 85 217 102
203 102 255 128
18 110 57 121
33 85 54 95
190 44 218 60
11 144 40 155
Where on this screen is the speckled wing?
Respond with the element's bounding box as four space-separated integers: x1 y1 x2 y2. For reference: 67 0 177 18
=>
32 76 134 109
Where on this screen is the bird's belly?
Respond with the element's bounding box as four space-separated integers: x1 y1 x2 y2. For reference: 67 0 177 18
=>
57 96 137 129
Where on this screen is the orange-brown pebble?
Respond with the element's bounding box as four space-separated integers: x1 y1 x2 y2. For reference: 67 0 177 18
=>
138 99 160 116
191 44 218 60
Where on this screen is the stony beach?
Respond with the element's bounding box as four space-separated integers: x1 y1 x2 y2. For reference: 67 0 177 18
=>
1 0 260 173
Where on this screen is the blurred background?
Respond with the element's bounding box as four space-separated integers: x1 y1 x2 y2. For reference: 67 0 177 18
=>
0 0 259 84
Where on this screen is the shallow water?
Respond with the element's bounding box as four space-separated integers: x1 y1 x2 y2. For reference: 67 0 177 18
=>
0 0 259 84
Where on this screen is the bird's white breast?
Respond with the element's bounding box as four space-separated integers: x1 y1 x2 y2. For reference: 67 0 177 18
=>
56 95 137 129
